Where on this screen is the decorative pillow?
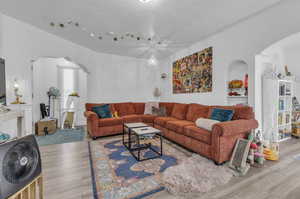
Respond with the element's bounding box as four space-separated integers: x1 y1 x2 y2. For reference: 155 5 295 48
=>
112 111 119 118
0 132 10 142
91 104 112 119
152 106 167 116
144 102 159 114
195 118 220 131
210 108 234 122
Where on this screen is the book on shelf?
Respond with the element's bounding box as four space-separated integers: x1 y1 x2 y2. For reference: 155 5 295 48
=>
279 100 285 110
286 113 290 124
279 84 285 96
286 84 291 95
278 113 283 125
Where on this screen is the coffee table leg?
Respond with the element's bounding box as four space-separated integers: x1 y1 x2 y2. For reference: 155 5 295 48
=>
160 134 163 156
122 124 125 145
137 135 140 161
129 128 132 149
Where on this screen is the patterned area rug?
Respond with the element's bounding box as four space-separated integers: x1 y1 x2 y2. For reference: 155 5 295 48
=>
36 128 85 146
89 137 190 199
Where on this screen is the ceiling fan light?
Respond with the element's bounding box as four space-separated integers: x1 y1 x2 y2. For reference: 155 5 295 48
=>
148 55 157 66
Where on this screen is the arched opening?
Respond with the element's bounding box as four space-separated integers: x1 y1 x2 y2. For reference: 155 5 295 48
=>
255 32 300 142
31 57 88 127
227 60 249 105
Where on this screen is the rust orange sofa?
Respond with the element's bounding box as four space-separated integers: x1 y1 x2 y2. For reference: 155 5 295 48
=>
84 102 258 164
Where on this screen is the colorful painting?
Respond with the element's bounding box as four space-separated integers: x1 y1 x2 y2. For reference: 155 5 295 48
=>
173 47 213 94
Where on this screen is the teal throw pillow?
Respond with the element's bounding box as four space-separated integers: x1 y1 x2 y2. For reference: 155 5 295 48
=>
210 108 234 122
92 104 112 119
0 132 10 142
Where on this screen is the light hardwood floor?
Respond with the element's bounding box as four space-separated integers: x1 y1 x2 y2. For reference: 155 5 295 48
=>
40 138 300 199
40 142 94 199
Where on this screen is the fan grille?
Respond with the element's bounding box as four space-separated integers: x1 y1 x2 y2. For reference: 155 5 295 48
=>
2 141 39 184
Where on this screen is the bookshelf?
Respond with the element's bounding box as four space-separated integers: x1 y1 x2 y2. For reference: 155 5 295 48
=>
263 78 293 142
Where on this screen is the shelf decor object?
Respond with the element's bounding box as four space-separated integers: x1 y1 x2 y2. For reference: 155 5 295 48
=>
11 78 25 104
263 75 293 142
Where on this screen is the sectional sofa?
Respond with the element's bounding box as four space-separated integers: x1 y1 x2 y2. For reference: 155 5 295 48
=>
84 102 258 164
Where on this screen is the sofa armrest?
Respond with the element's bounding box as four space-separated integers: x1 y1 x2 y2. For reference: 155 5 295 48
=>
84 111 99 138
84 111 98 120
212 119 258 137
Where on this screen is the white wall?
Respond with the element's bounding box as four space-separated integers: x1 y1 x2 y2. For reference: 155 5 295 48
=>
0 14 3 56
87 53 157 103
159 0 300 110
281 50 300 100
0 14 155 108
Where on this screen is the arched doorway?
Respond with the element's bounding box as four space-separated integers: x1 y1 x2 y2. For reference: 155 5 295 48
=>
255 32 300 141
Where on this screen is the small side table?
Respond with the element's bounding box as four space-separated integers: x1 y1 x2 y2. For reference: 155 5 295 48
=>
129 126 163 161
123 123 148 150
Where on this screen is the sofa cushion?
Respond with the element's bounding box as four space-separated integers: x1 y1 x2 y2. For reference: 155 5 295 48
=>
99 118 123 127
209 106 254 120
159 102 175 116
140 114 156 123
113 103 136 116
184 125 212 145
121 114 143 123
165 120 194 133
186 104 209 121
171 103 189 120
154 117 178 126
133 103 145 115
232 106 254 120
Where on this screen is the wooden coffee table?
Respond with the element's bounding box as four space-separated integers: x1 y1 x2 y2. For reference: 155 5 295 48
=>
123 124 163 161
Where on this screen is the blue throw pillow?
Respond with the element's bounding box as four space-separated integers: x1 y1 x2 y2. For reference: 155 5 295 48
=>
92 104 112 119
0 132 10 142
210 108 234 122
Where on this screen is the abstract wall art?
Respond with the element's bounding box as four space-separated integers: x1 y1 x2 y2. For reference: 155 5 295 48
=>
173 47 213 94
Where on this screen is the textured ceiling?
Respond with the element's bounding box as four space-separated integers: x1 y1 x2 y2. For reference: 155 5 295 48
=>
0 0 283 59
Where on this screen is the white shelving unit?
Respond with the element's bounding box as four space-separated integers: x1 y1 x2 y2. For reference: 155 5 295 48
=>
263 78 293 142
